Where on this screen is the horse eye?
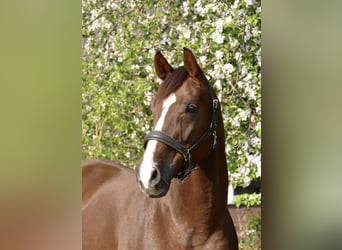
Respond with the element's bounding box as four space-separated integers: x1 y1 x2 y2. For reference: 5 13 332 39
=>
185 104 198 114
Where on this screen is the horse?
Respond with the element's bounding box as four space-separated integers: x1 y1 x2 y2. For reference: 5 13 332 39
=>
82 48 238 249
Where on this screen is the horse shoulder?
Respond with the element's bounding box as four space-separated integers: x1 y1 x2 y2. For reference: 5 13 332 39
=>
82 159 134 208
82 160 141 250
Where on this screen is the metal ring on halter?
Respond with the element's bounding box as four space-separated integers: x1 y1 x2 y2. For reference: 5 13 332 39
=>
184 149 191 162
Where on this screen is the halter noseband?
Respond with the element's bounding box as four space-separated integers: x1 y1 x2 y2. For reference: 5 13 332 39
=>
143 82 219 182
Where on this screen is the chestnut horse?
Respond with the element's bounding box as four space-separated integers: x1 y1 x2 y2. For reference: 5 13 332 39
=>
82 48 238 249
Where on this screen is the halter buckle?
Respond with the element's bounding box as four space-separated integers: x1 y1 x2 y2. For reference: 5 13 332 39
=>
213 99 219 109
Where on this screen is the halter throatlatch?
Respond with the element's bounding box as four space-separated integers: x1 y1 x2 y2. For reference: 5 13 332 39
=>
143 82 219 182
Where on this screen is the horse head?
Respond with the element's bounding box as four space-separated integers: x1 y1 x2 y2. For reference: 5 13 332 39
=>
135 48 219 198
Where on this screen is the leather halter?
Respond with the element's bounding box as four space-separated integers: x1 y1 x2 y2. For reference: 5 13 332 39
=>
143 81 219 181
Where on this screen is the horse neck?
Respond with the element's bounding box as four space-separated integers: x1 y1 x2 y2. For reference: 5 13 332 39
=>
165 113 228 228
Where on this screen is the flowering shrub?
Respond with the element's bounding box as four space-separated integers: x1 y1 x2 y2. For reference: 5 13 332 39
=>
237 209 261 249
82 0 261 204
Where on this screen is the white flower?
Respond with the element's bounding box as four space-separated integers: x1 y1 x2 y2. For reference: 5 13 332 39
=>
143 91 154 106
245 0 256 6
133 116 140 125
237 80 245 88
245 73 253 82
252 27 260 37
211 31 224 44
230 172 241 183
110 3 118 10
131 132 137 140
238 108 249 121
241 65 248 75
250 136 260 147
215 50 224 60
194 0 206 17
222 63 235 75
245 86 256 100
256 48 261 67
214 80 222 90
231 116 240 127
210 65 224 79
256 6 261 14
182 2 189 16
85 104 91 112
247 153 261 178
184 29 191 39
142 124 150 132
225 144 232 154
145 65 153 73
215 19 224 32
232 0 239 9
234 52 242 61
225 16 233 25
242 175 251 188
230 38 239 48
199 56 207 64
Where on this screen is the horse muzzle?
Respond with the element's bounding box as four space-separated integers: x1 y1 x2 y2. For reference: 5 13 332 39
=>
135 164 172 198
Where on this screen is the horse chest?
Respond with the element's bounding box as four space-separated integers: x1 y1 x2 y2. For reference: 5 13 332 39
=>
118 205 229 250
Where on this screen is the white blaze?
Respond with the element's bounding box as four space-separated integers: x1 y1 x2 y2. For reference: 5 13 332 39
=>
139 93 176 189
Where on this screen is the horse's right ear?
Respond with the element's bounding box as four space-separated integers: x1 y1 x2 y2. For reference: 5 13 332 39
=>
154 51 173 80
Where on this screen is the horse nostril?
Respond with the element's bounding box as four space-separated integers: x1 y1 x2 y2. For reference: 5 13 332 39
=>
151 168 158 180
150 167 161 188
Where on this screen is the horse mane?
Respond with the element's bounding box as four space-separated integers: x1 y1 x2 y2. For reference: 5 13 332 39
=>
156 66 189 101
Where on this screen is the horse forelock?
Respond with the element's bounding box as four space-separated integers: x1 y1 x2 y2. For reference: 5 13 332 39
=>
155 66 189 102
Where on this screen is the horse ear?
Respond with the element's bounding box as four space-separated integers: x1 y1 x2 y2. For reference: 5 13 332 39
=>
154 51 174 80
183 47 204 80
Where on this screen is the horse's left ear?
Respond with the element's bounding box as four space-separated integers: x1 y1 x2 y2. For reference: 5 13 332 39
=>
183 48 204 80
154 51 174 80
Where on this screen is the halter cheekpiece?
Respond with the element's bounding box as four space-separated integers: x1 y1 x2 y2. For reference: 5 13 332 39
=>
143 81 219 182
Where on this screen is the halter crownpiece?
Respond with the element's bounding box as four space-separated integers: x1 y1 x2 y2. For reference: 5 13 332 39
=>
143 81 220 181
